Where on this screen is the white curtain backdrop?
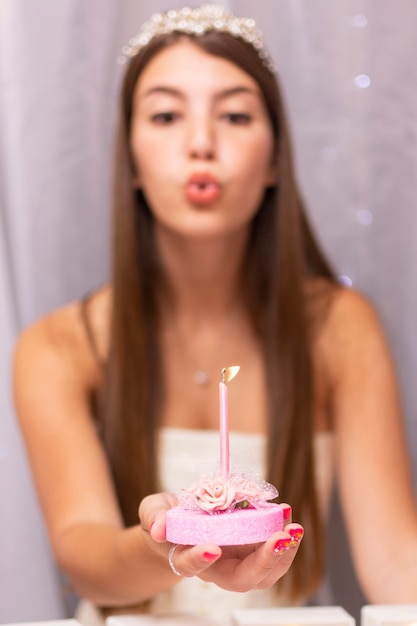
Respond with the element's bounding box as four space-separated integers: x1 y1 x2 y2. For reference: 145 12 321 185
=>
1 0 416 622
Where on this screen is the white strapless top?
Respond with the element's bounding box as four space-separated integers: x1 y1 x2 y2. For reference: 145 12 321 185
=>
159 427 334 518
76 427 334 626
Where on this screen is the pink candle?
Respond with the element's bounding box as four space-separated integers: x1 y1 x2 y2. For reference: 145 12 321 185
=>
219 366 240 477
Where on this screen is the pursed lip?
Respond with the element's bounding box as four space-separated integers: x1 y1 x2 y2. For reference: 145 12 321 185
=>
185 172 222 206
186 171 220 187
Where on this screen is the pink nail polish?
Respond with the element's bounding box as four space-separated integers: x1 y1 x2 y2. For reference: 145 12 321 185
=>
273 538 291 554
288 528 304 545
202 552 219 562
282 504 292 521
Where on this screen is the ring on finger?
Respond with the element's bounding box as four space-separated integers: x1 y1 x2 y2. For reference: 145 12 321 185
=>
168 543 182 577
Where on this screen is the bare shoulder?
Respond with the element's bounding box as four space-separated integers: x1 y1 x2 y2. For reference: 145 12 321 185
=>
322 286 385 345
13 286 111 394
317 285 395 385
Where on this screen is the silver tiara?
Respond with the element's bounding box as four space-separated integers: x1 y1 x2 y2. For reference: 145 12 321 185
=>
118 4 276 73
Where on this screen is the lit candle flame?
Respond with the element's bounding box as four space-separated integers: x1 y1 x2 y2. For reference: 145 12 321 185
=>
221 365 240 384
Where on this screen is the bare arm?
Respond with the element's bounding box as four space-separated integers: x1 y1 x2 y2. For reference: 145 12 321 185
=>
13 304 181 605
325 289 417 601
13 301 302 607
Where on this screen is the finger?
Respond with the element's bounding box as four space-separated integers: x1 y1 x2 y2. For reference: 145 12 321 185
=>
138 492 178 543
280 502 292 525
242 525 304 590
283 523 304 546
167 543 222 578
254 524 304 589
199 525 304 592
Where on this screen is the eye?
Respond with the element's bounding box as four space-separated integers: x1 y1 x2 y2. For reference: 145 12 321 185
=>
151 111 180 125
222 112 252 125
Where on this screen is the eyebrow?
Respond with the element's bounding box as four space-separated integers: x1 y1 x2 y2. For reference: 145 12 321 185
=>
140 85 261 102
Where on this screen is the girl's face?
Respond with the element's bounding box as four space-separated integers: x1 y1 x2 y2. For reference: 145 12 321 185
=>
130 39 275 240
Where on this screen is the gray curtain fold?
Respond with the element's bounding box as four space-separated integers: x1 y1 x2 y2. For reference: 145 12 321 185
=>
1 0 416 621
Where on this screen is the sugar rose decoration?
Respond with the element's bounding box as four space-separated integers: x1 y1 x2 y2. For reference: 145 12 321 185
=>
179 471 278 514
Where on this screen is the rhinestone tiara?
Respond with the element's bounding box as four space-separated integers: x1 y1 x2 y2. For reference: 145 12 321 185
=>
118 4 276 73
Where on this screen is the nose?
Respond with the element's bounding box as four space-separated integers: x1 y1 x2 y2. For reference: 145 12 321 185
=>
187 116 215 161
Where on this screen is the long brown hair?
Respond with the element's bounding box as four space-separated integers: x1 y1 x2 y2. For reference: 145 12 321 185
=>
102 30 336 602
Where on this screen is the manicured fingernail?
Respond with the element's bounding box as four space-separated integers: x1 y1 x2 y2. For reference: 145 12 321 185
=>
273 538 291 554
202 552 219 562
288 528 304 546
282 504 292 521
